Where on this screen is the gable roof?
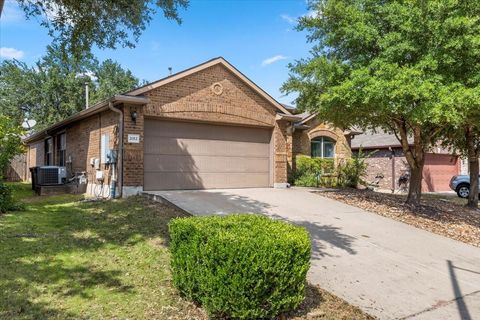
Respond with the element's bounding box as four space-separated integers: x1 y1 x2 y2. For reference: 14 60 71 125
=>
23 57 292 144
127 57 292 115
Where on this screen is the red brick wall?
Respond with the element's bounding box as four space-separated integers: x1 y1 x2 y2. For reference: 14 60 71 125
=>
359 148 409 191
66 110 118 185
27 110 119 186
122 104 144 187
274 121 289 184
143 64 277 127
28 140 44 169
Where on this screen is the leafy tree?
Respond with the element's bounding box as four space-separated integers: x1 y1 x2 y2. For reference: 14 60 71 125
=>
2 0 188 58
0 115 24 180
0 116 25 212
0 60 38 126
92 59 142 102
438 86 480 208
282 0 480 207
0 46 140 130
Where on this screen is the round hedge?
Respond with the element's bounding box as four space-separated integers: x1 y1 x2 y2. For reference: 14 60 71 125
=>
169 214 311 319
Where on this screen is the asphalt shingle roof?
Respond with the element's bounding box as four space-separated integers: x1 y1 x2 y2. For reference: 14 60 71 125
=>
351 130 413 149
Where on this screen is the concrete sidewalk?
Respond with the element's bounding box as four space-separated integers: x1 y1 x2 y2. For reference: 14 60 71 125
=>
144 188 480 320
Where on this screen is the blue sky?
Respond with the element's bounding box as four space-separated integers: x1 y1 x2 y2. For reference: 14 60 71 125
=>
0 0 313 105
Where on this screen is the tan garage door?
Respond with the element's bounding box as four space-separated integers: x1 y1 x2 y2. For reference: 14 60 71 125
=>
422 153 459 192
144 119 272 190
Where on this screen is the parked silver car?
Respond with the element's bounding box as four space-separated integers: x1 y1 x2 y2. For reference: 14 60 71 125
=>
449 175 480 198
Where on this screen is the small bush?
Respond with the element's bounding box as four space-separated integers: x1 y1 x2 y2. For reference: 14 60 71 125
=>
337 150 369 188
291 156 336 187
0 182 23 213
169 214 311 319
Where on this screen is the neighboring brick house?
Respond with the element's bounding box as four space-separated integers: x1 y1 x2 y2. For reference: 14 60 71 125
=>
22 57 350 197
351 131 462 192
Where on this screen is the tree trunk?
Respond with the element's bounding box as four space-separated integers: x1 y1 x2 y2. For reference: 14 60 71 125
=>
406 163 424 207
466 126 479 208
395 122 425 207
468 157 479 208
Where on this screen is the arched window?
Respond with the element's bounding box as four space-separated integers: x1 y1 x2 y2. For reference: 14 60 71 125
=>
311 136 335 158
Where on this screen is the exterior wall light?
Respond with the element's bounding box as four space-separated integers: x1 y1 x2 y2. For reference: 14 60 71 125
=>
130 110 137 123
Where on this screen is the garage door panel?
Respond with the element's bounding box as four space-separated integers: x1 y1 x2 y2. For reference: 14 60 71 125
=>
144 119 272 190
144 154 269 173
422 154 459 192
144 172 270 190
145 120 272 143
144 138 269 157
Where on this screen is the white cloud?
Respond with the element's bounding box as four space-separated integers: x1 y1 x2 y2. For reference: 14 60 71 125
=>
280 14 296 24
262 55 288 66
0 47 25 59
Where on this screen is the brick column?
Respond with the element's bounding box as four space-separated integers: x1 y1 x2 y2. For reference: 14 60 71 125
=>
122 104 144 196
273 120 291 188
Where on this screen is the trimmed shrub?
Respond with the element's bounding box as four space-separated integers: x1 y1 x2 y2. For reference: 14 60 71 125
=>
169 214 311 319
291 155 336 187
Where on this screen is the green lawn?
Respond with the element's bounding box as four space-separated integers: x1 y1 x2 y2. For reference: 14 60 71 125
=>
0 183 204 320
1 184 372 320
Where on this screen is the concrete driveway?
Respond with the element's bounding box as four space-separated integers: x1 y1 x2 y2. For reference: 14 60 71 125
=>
144 188 480 320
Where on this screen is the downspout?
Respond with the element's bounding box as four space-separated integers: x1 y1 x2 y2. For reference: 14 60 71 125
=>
108 101 123 198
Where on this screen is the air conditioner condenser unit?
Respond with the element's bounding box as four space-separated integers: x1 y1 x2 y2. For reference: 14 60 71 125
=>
37 166 67 185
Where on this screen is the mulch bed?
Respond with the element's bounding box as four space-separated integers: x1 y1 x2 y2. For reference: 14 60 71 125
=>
316 189 480 247
283 284 374 320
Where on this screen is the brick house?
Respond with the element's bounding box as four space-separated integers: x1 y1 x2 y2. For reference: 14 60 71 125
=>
23 57 353 197
351 131 463 192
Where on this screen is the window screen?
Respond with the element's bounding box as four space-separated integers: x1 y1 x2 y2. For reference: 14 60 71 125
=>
310 136 335 158
57 133 66 166
44 138 53 165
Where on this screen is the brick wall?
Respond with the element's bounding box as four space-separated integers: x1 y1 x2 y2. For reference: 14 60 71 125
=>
358 148 409 191
143 64 277 127
28 140 44 169
27 110 119 188
66 110 118 186
122 104 144 187
274 120 289 185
